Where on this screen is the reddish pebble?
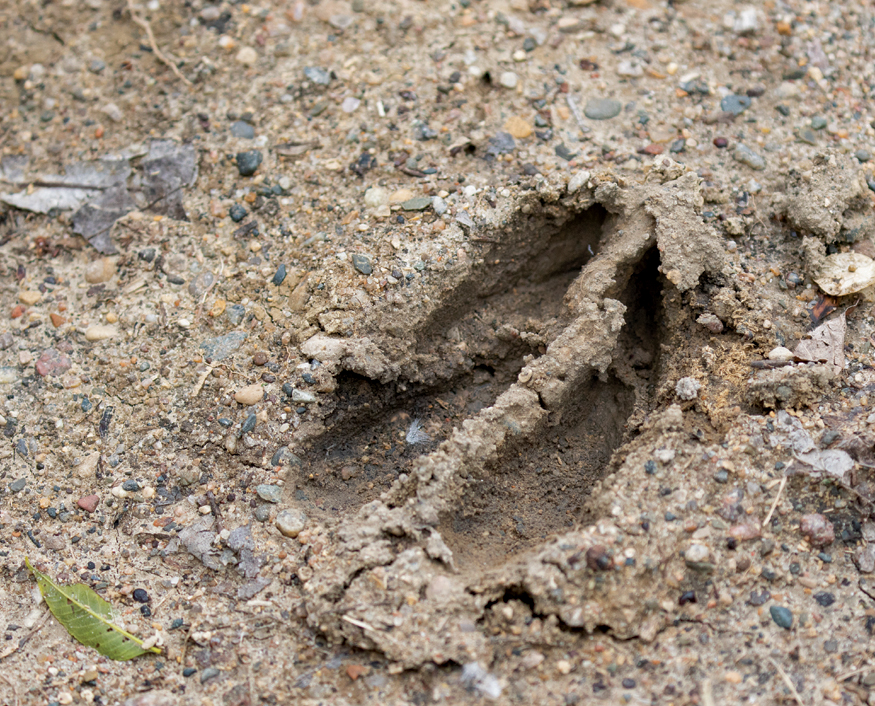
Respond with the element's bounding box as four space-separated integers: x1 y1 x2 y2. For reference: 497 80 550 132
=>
713 137 729 148
728 522 762 541
800 513 834 547
586 544 611 571
77 494 100 513
638 143 664 155
35 348 72 377
11 305 25 319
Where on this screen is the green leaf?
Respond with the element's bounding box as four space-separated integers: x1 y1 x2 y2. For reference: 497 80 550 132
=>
25 557 160 661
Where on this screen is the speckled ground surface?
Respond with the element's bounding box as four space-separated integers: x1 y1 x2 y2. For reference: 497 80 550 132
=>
3 0 875 704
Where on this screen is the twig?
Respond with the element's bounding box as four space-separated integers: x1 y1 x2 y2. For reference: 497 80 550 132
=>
0 609 51 660
566 94 587 133
837 664 874 682
126 0 192 86
769 658 804 705
763 475 787 529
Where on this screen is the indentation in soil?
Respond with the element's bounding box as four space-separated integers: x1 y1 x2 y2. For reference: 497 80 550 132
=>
438 247 665 570
293 205 608 518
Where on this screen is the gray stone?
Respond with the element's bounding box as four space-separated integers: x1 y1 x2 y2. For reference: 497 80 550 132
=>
304 67 331 86
400 197 432 211
270 446 302 467
254 504 271 522
122 479 140 492
811 116 827 130
352 254 372 275
797 128 817 145
225 304 246 326
291 389 317 404
584 98 622 120
230 120 255 139
200 331 247 360
272 264 287 286
276 508 307 538
856 149 872 163
9 478 25 492
720 94 751 116
769 605 793 629
200 667 220 684
733 144 765 170
675 377 701 400
256 484 283 503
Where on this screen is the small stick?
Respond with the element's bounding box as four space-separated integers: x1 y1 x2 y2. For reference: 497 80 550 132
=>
126 0 192 86
566 94 587 132
0 609 51 660
700 679 715 706
837 664 873 682
763 475 787 529
769 658 803 705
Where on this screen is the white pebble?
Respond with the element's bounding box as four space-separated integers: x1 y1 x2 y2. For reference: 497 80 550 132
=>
499 71 518 89
235 47 258 65
768 346 793 362
85 324 117 341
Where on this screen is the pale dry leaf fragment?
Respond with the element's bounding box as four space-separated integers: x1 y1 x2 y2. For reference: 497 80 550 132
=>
813 252 875 296
793 312 846 371
794 449 854 484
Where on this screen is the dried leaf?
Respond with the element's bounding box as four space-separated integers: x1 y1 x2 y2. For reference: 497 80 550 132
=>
794 449 854 484
26 558 160 661
813 252 875 296
793 312 846 371
809 294 837 324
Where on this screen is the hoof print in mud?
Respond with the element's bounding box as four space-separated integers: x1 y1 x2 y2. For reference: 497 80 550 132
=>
294 184 685 667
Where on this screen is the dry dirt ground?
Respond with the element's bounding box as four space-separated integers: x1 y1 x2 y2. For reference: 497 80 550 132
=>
4 0 875 704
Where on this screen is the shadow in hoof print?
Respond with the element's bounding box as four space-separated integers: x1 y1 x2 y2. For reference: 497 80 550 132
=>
438 247 663 570
293 205 613 519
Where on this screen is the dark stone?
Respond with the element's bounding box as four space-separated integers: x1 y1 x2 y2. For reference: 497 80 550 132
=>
272 264 287 286
133 588 150 603
770 605 793 629
235 150 263 177
229 204 247 222
813 592 835 607
122 480 140 492
352 254 372 275
720 94 752 116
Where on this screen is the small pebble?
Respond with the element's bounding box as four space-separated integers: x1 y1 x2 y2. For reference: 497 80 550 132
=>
235 47 258 65
200 331 247 360
77 494 99 513
85 325 117 342
256 484 283 503
229 204 247 222
230 120 255 139
352 254 372 275
768 346 793 362
234 384 263 405
85 258 116 284
132 588 150 603
235 150 263 177
584 98 622 120
35 349 72 377
800 513 834 547
733 144 765 170
499 71 518 89
720 94 751 116
769 605 793 629
272 264 287 286
276 508 307 537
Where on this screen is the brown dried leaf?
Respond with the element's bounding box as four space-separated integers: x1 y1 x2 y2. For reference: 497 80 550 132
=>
793 312 846 371
809 294 837 324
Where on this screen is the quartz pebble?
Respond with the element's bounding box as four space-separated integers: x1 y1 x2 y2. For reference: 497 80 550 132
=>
85 257 116 283
768 347 794 362
235 47 258 65
85 325 117 341
276 509 307 537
